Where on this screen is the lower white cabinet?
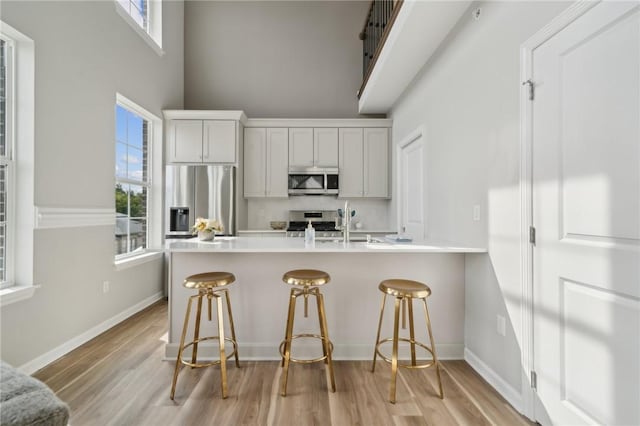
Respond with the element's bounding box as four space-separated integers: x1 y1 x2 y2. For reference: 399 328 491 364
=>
338 128 389 198
244 128 288 198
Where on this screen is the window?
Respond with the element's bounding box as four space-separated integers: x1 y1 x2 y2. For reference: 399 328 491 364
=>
0 36 13 288
115 103 149 258
0 21 35 306
115 0 163 55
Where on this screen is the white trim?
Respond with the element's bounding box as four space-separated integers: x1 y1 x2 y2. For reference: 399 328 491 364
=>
18 291 164 375
245 118 392 128
114 0 164 57
35 207 115 229
114 250 163 271
0 284 37 307
464 348 523 414
163 109 247 122
165 342 464 361
518 0 600 420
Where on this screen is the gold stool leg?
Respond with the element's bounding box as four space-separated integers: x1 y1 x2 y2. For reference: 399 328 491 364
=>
408 297 417 367
390 296 401 404
216 293 228 399
316 289 336 392
423 298 444 399
224 289 240 368
191 292 204 366
371 293 387 373
171 294 195 400
281 288 298 396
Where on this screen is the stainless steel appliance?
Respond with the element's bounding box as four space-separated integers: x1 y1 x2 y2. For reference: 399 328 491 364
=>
165 165 236 238
286 210 340 239
288 167 339 195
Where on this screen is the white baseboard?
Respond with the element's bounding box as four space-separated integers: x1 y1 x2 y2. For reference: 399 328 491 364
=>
164 342 464 361
19 292 164 375
464 348 523 413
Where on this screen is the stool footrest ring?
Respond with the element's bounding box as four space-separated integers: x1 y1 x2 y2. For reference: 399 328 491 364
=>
179 336 238 368
374 337 436 370
279 333 334 364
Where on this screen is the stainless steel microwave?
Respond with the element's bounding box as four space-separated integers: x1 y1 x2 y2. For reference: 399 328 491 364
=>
288 167 339 195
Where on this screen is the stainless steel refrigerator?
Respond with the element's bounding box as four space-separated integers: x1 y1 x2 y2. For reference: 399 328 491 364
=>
165 165 236 238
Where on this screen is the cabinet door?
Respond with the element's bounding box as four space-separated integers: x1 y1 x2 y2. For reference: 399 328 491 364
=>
288 128 314 167
266 128 289 197
168 120 203 162
204 120 236 163
364 128 389 198
338 128 364 198
243 128 266 197
314 128 338 167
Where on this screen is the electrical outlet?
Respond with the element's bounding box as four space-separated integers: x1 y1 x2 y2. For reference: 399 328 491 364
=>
473 205 481 221
103 281 110 294
497 315 506 336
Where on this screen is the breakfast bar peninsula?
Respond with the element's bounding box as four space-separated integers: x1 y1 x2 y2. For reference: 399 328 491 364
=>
165 237 485 361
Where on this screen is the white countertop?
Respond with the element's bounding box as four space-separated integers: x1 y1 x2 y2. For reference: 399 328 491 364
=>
166 236 486 253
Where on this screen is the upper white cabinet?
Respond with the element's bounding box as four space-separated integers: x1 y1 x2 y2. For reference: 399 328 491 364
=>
164 111 247 164
289 127 338 167
244 128 288 198
167 120 236 163
339 127 389 198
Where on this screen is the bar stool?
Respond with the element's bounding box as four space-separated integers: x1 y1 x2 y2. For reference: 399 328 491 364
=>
372 279 444 403
170 272 240 400
279 269 336 396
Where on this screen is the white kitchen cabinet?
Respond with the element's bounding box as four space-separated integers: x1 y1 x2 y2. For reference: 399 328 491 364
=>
338 127 389 198
289 127 338 167
244 127 288 198
167 119 236 163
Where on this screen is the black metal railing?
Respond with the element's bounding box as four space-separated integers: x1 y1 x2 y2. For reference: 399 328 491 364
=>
358 0 403 99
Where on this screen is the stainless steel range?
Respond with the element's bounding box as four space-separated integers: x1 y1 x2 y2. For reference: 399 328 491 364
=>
286 210 341 239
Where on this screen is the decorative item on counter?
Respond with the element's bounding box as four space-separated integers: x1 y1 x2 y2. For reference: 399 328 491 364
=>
192 217 224 241
270 221 287 230
304 220 315 247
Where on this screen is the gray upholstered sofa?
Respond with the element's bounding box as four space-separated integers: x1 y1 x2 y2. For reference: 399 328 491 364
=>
0 361 70 426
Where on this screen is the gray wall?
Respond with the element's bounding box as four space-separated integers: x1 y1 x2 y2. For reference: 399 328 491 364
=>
389 1 570 398
0 0 184 367
184 1 370 118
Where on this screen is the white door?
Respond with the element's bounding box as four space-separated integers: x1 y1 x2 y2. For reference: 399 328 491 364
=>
314 128 339 167
288 128 314 167
364 128 389 198
243 128 266 197
398 130 424 239
168 120 203 163
338 128 364 198
532 3 640 425
266 128 288 197
204 120 236 163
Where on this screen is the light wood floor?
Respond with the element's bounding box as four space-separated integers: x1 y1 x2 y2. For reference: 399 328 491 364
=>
34 300 532 426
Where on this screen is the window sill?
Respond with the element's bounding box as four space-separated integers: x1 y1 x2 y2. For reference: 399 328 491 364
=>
114 2 164 57
0 284 38 307
115 250 163 271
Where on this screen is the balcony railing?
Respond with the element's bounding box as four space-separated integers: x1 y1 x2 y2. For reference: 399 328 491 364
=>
358 0 403 99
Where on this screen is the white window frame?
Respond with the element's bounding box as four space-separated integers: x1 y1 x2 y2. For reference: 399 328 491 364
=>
114 0 164 56
114 93 162 271
0 22 35 307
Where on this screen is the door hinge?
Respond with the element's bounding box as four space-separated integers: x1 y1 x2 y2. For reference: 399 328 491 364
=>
531 371 537 390
522 79 535 101
529 226 536 245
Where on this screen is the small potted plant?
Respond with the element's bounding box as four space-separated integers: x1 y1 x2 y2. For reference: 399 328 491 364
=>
192 217 224 241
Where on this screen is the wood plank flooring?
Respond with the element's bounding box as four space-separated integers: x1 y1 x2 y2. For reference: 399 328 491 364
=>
33 300 533 426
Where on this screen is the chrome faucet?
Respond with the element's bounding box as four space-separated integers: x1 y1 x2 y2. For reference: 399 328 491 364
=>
337 201 352 243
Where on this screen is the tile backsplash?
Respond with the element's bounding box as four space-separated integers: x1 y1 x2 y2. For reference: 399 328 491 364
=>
246 197 392 230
